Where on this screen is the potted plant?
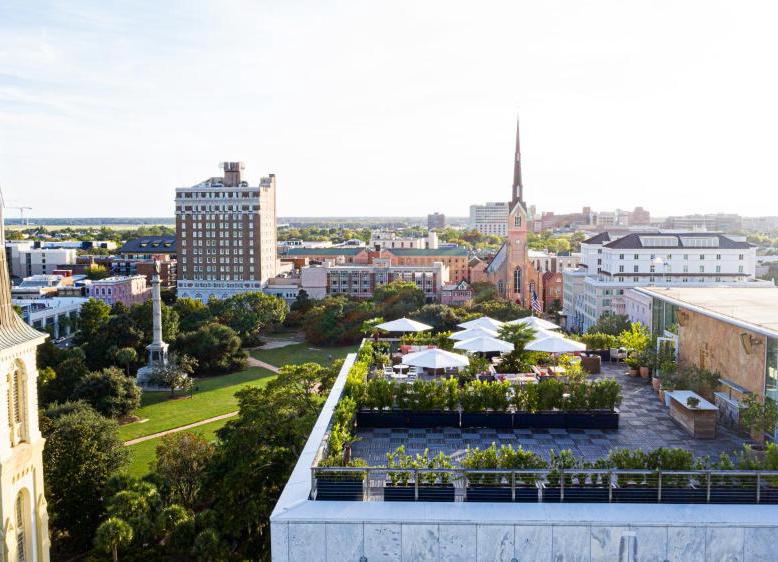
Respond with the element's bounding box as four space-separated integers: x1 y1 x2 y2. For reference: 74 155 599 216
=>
707 451 757 504
315 457 367 501
460 380 513 429
740 395 778 448
619 323 651 377
384 446 415 501
384 447 455 501
567 379 621 430
654 448 704 504
608 449 658 503
686 396 700 409
625 354 641 377
463 444 545 502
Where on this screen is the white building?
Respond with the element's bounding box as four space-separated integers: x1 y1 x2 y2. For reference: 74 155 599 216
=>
528 249 580 274
176 162 279 302
11 275 72 299
370 231 438 250
5 242 76 278
13 297 87 339
468 202 509 236
563 231 768 332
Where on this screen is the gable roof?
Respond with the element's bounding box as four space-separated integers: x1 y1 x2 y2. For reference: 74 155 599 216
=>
582 232 612 245
119 236 176 254
485 243 507 273
388 247 468 257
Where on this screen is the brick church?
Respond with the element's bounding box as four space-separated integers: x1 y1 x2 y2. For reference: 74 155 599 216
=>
478 119 546 310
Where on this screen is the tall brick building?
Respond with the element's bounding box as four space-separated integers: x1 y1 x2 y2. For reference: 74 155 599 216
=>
176 162 278 301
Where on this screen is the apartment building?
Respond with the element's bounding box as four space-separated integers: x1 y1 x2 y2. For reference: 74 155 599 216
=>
13 296 87 339
5 242 77 278
469 202 509 236
86 275 151 306
427 212 446 229
370 231 438 250
175 162 278 301
300 259 448 301
562 231 768 332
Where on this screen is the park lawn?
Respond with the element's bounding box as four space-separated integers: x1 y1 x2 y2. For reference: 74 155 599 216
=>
250 342 358 368
118 367 276 442
125 418 229 478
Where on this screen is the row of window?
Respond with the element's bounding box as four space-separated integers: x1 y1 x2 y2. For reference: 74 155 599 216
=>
610 252 746 260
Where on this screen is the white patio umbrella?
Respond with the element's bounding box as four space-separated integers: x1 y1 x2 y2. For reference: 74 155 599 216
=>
507 316 560 331
529 327 566 342
525 335 586 353
453 336 514 353
449 326 499 341
375 317 432 333
402 348 470 369
457 316 504 331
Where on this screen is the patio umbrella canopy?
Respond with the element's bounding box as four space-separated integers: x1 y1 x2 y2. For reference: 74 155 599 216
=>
402 348 470 369
507 316 560 330
525 335 586 353
375 317 433 333
449 326 499 340
529 327 565 342
457 316 504 331
453 336 514 353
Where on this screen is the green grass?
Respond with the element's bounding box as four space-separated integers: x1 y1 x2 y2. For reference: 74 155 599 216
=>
125 418 229 478
118 367 276 441
250 342 358 368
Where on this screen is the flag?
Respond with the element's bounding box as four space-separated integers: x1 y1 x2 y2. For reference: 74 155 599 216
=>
531 286 542 314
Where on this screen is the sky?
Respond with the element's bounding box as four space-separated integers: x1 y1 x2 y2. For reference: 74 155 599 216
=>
1 1 778 219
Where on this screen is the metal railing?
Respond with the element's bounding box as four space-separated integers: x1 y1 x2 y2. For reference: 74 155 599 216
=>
310 466 778 504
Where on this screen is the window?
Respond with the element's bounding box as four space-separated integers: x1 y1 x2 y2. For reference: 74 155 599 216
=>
633 254 639 260
16 492 27 562
700 254 705 260
7 364 26 446
619 265 624 273
716 265 721 273
716 254 721 260
738 265 744 273
633 265 639 273
739 254 745 260
513 267 522 293
699 266 705 273
619 254 624 260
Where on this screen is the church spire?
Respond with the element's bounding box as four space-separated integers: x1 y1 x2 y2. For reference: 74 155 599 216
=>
512 117 523 205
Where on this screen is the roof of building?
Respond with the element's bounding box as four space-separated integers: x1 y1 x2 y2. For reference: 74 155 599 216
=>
283 247 366 256
118 236 176 254
637 286 778 337
582 232 613 245
388 247 468 257
601 232 752 250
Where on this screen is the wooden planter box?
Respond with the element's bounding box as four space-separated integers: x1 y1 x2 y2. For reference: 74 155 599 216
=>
384 484 455 502
565 410 619 430
315 477 364 501
667 392 717 439
461 411 512 429
543 486 610 503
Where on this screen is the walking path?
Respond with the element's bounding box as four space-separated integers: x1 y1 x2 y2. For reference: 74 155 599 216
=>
124 411 240 445
124 354 281 446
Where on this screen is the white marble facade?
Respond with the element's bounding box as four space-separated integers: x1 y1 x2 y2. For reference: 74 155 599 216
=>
272 521 778 562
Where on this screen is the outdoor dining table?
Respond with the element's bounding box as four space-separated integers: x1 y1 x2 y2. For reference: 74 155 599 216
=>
393 364 409 374
390 373 409 381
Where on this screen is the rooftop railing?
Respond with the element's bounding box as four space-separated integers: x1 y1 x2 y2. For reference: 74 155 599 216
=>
311 466 778 504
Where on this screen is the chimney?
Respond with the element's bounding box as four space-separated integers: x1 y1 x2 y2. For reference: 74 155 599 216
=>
222 161 244 187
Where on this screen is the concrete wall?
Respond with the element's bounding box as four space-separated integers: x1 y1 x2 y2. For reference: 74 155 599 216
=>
272 518 778 562
678 309 766 397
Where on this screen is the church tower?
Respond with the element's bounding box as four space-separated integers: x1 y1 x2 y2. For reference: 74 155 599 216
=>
505 118 531 305
0 198 50 561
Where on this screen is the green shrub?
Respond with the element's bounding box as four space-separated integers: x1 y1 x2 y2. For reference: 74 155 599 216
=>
537 379 565 411
587 379 622 410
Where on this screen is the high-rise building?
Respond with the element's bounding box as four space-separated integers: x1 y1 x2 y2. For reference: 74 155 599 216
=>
175 162 278 301
427 212 446 229
468 202 509 236
0 206 50 561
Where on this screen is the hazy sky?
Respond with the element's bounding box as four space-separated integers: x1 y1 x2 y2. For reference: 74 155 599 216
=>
2 1 778 219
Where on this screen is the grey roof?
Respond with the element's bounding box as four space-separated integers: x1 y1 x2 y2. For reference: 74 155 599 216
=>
119 236 176 254
388 247 468 257
582 232 612 245
603 232 752 250
282 247 366 256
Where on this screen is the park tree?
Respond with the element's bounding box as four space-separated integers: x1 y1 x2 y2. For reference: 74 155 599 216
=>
72 367 141 418
152 432 215 507
470 299 529 321
209 292 286 346
41 401 128 555
94 517 133 562
129 298 179 344
199 362 336 559
148 354 196 396
303 296 377 345
114 347 138 375
470 281 498 303
39 354 90 406
173 297 213 332
174 323 246 374
373 280 426 319
75 298 112 345
410 304 474 332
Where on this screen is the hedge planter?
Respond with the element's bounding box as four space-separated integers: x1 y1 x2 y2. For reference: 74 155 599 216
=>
514 411 565 429
461 412 513 429
384 484 455 502
565 410 619 430
315 477 364 501
465 484 540 503
357 409 458 428
612 486 659 503
543 486 610 503
660 487 707 504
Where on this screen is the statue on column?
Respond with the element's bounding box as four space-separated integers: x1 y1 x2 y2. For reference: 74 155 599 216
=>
136 262 170 387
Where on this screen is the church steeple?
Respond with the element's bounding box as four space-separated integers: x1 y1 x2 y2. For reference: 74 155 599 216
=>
511 117 523 205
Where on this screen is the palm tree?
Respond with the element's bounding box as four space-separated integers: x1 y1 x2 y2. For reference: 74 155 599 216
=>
94 517 133 562
115 347 138 376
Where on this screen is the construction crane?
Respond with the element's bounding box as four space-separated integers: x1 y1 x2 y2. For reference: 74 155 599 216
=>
5 206 32 226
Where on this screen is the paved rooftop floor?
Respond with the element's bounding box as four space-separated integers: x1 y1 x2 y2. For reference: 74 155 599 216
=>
351 362 750 466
